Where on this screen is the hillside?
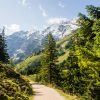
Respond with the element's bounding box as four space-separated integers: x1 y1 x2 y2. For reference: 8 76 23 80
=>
16 53 42 75
0 64 33 100
57 34 72 63
16 33 73 75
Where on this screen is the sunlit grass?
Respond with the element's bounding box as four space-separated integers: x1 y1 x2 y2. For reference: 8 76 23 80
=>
16 53 42 71
55 88 80 100
58 51 69 63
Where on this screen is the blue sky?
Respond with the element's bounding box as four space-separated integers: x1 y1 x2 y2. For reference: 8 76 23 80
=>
0 0 100 35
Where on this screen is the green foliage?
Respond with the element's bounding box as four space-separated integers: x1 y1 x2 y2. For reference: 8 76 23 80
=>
20 59 41 75
61 5 100 100
46 5 100 100
56 34 72 48
0 27 9 63
92 19 100 57
0 64 33 100
39 33 61 85
16 54 42 75
57 48 65 56
86 5 100 19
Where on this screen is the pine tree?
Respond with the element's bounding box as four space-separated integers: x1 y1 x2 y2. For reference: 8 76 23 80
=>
64 5 100 99
0 27 9 63
40 33 60 84
76 5 100 99
86 5 100 19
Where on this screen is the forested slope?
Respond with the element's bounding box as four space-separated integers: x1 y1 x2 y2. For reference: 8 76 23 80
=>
16 33 72 75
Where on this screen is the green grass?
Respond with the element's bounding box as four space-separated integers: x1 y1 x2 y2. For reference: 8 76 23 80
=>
57 34 72 47
16 53 42 71
54 87 80 100
56 35 71 63
58 51 69 63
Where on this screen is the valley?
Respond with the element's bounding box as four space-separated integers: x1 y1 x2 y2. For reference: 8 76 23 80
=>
0 2 100 100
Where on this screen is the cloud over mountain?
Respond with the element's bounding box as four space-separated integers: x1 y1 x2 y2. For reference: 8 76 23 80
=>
5 24 21 35
47 18 68 25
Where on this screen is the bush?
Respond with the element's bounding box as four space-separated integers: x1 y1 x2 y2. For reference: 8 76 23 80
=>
0 64 33 100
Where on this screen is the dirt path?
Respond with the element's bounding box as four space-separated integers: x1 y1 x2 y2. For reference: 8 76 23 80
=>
32 83 65 100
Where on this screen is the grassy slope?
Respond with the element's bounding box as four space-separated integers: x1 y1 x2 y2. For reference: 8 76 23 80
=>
57 34 72 63
58 52 69 63
16 54 42 72
56 88 80 100
0 64 33 100
56 34 71 46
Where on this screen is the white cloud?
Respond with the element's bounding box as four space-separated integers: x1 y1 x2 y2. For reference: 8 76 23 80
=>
21 0 27 6
47 18 68 25
58 1 65 8
39 5 48 17
5 24 20 35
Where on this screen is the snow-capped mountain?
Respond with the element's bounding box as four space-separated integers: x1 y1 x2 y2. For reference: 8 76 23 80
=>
7 30 43 63
6 19 77 63
42 19 77 39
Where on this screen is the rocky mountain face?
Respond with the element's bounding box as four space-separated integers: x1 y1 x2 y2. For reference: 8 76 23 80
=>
7 30 42 63
6 20 77 63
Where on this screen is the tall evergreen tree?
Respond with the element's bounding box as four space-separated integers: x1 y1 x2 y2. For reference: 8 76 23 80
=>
0 27 9 63
40 33 60 84
86 5 100 19
77 5 100 99
64 5 100 99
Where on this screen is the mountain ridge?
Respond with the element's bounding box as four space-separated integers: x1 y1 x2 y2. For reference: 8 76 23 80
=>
6 20 77 63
